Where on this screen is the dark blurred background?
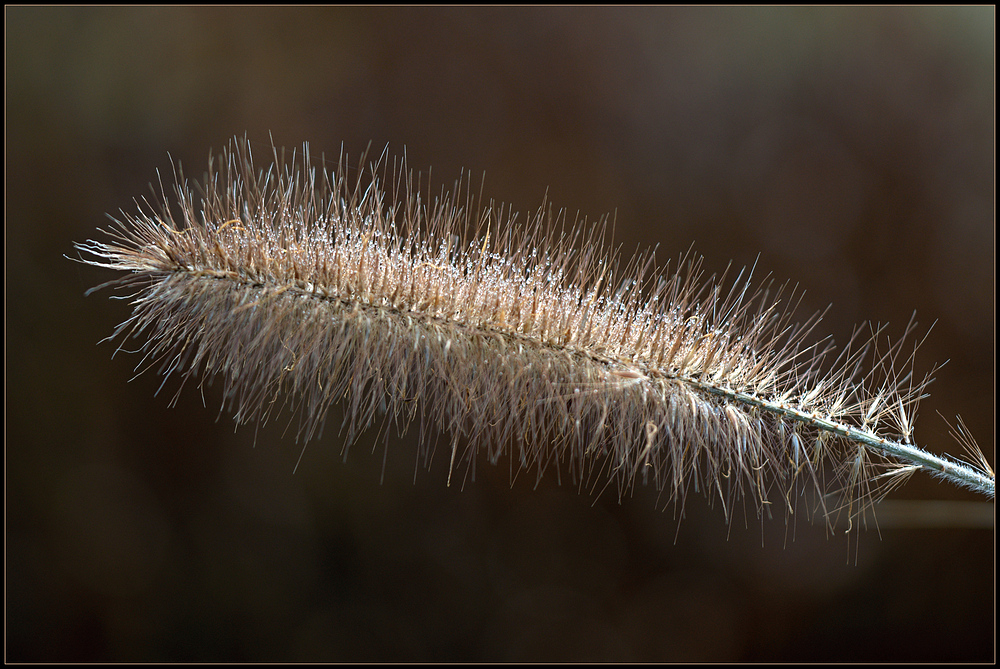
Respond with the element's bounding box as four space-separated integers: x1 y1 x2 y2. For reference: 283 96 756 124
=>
6 7 994 662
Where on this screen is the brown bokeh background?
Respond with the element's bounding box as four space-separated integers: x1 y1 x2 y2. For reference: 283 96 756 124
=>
6 7 994 662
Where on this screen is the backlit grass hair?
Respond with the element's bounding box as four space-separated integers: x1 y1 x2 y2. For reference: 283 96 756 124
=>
74 138 995 533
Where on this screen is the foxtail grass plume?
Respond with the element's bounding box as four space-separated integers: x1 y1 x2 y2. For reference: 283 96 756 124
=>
74 138 995 533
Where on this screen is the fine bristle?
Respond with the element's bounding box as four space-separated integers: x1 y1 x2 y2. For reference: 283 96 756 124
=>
74 138 994 531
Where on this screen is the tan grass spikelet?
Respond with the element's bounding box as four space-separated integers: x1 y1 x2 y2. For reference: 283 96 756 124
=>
74 138 994 532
